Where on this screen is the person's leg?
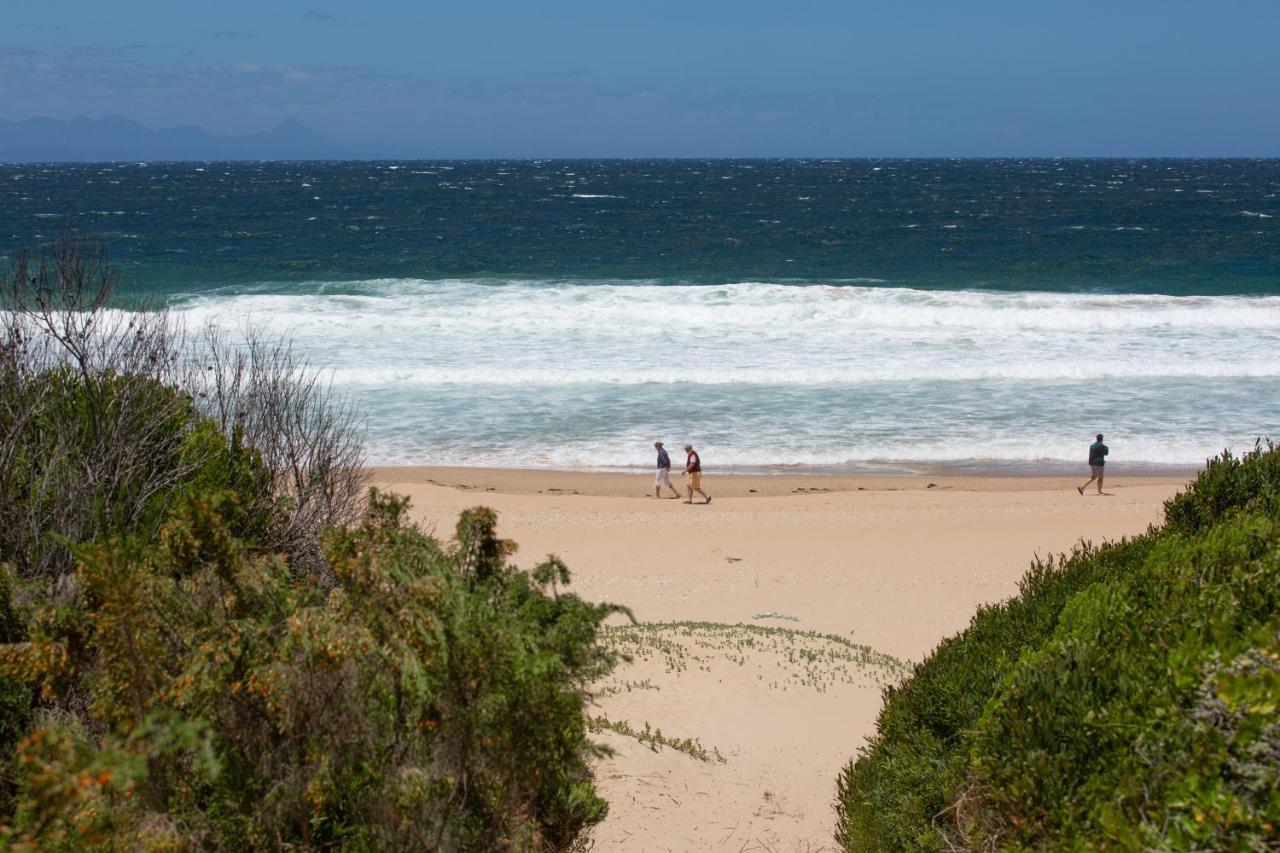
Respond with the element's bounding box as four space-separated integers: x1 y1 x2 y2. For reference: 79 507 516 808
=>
691 474 709 503
1096 469 1105 494
1078 472 1093 494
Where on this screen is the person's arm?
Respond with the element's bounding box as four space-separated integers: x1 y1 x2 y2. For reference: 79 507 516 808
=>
1103 445 1109 457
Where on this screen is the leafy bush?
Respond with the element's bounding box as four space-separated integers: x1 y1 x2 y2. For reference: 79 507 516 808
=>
1164 439 1280 536
0 490 623 850
0 568 31 813
836 444 1280 850
834 536 1155 850
0 365 273 578
965 512 1280 847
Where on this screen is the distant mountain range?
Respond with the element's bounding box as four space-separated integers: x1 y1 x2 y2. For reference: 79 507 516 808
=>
0 115 351 162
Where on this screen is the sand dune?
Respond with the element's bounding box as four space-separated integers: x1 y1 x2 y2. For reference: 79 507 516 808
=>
371 467 1185 851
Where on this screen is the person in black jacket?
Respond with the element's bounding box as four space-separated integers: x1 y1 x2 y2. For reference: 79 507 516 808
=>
1077 433 1109 495
653 442 682 499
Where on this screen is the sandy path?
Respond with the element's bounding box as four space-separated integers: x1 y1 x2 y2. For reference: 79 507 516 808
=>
372 469 1185 851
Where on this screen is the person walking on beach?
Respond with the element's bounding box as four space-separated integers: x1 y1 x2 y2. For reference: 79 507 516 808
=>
1078 433 1110 495
653 441 681 499
683 443 711 504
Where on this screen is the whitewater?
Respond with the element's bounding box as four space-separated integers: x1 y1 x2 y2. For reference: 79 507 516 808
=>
175 279 1280 470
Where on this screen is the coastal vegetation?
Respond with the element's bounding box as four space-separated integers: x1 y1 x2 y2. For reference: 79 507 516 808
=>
589 621 905 766
586 716 726 764
603 621 905 693
0 242 623 850
837 443 1280 849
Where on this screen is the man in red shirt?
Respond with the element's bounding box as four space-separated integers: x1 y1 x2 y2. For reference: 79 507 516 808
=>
682 443 711 505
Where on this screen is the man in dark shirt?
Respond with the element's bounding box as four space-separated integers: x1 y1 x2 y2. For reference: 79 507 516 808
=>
682 443 711 505
1077 433 1110 495
653 441 681 499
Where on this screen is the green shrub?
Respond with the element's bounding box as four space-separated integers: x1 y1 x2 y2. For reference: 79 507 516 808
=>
964 511 1280 847
1 245 608 847
0 366 273 580
835 536 1155 850
0 568 31 817
837 444 1280 850
1164 440 1280 536
0 490 623 850
0 367 276 824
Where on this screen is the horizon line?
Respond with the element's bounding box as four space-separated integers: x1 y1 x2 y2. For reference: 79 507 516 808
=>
5 154 1280 165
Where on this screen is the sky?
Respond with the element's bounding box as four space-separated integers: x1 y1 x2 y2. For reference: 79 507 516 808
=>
4 0 1279 157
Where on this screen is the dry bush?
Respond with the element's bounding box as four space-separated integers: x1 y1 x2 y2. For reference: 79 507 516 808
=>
0 240 194 579
0 238 367 581
188 323 367 578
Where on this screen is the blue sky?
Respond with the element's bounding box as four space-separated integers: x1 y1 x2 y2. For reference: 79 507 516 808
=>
5 0 1279 156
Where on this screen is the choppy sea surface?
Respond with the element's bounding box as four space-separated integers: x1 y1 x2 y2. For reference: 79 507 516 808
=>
2 159 1278 470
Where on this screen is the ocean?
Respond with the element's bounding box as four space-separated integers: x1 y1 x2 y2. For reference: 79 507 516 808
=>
2 158 1278 471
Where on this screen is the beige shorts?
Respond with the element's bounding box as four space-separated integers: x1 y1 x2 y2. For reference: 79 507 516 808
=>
685 471 702 490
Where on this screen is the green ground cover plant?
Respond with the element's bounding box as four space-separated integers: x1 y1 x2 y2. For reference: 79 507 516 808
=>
604 621 906 692
586 716 726 764
836 443 1280 850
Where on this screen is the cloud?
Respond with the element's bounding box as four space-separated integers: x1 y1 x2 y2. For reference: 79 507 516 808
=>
303 10 338 22
527 68 590 81
69 43 149 58
0 45 376 129
228 62 314 81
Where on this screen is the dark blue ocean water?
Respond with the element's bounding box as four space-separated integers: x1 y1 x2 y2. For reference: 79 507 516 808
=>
3 159 1278 295
2 159 1277 469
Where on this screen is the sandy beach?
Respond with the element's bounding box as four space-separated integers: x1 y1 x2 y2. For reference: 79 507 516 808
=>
370 467 1188 851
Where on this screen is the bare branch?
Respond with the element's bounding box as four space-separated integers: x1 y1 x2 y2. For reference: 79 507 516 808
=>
0 237 367 582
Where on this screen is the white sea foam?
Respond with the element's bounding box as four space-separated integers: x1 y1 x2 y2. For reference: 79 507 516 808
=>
324 360 1280 387
360 422 1263 470
170 278 1280 468
178 280 1280 335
